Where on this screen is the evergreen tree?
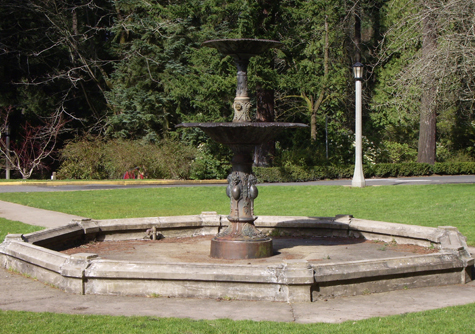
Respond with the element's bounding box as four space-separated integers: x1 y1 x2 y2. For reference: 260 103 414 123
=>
276 0 354 163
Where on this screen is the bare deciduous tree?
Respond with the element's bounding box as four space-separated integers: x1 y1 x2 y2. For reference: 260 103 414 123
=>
375 0 475 163
0 107 68 179
1 0 114 134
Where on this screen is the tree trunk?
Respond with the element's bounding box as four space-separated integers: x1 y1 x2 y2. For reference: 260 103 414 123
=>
417 11 438 164
418 100 436 164
254 87 275 167
310 16 329 142
310 112 317 141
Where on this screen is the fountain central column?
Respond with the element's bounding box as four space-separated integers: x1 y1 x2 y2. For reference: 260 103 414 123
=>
210 44 273 259
210 144 272 259
177 39 306 259
233 58 252 122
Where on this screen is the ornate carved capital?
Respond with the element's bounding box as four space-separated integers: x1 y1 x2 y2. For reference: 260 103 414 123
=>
233 98 252 122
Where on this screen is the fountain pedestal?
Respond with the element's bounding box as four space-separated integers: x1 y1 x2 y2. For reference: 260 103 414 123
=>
178 39 307 259
211 144 272 259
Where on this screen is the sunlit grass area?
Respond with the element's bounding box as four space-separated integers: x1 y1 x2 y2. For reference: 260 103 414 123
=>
1 302 475 334
0 218 43 242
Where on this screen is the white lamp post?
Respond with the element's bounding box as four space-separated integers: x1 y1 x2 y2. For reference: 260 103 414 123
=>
352 62 366 188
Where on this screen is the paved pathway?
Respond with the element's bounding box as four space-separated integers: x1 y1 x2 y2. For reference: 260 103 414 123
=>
0 200 85 228
0 175 473 193
1 267 475 324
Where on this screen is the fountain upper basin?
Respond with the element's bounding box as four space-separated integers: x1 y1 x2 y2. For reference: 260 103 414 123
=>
202 39 283 58
177 122 308 147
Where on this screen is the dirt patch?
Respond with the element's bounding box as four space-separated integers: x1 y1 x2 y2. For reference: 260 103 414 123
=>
60 235 214 256
369 240 439 254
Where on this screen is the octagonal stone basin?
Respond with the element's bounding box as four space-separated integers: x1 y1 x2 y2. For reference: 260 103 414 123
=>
0 213 473 302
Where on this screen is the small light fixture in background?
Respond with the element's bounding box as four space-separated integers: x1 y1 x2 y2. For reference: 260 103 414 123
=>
352 62 364 81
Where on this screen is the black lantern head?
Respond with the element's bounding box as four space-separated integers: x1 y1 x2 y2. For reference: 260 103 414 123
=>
353 62 364 80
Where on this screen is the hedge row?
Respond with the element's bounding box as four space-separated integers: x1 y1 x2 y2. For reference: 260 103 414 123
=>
253 162 475 183
57 138 197 180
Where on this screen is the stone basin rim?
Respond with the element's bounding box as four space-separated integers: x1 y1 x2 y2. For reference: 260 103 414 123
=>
1 214 473 303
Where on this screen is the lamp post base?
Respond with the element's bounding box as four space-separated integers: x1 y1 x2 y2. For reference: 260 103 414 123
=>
351 178 366 188
352 164 366 188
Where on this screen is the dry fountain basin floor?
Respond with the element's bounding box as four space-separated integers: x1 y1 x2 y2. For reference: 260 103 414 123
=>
1 212 473 303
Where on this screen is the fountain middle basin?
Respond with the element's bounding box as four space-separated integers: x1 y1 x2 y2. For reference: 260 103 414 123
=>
1 213 473 302
178 122 307 259
178 122 307 147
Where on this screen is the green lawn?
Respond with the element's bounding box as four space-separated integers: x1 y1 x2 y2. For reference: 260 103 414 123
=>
0 218 43 242
1 302 475 333
0 183 475 332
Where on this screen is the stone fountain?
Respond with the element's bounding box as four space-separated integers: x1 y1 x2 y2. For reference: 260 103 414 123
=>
1 39 473 303
178 39 307 259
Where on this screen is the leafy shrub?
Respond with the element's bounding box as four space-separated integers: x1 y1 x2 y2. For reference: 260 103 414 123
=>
369 163 432 177
254 165 353 183
433 162 475 175
189 143 231 180
58 137 197 179
381 141 418 163
57 137 108 179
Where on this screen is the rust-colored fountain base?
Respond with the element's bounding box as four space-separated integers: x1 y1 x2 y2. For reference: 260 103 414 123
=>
210 221 273 259
176 123 306 260
210 238 273 259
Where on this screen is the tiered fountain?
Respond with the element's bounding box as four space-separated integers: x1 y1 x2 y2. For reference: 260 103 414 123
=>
178 39 307 259
1 39 472 303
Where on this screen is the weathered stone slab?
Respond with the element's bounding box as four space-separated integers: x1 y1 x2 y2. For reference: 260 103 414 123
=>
84 278 291 301
22 224 84 245
76 219 100 234
158 215 204 228
313 270 464 300
0 240 68 273
61 253 98 278
94 218 161 232
95 216 210 233
437 226 468 251
3 255 83 294
199 212 222 226
313 253 463 282
85 260 312 285
355 231 434 247
349 218 444 242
